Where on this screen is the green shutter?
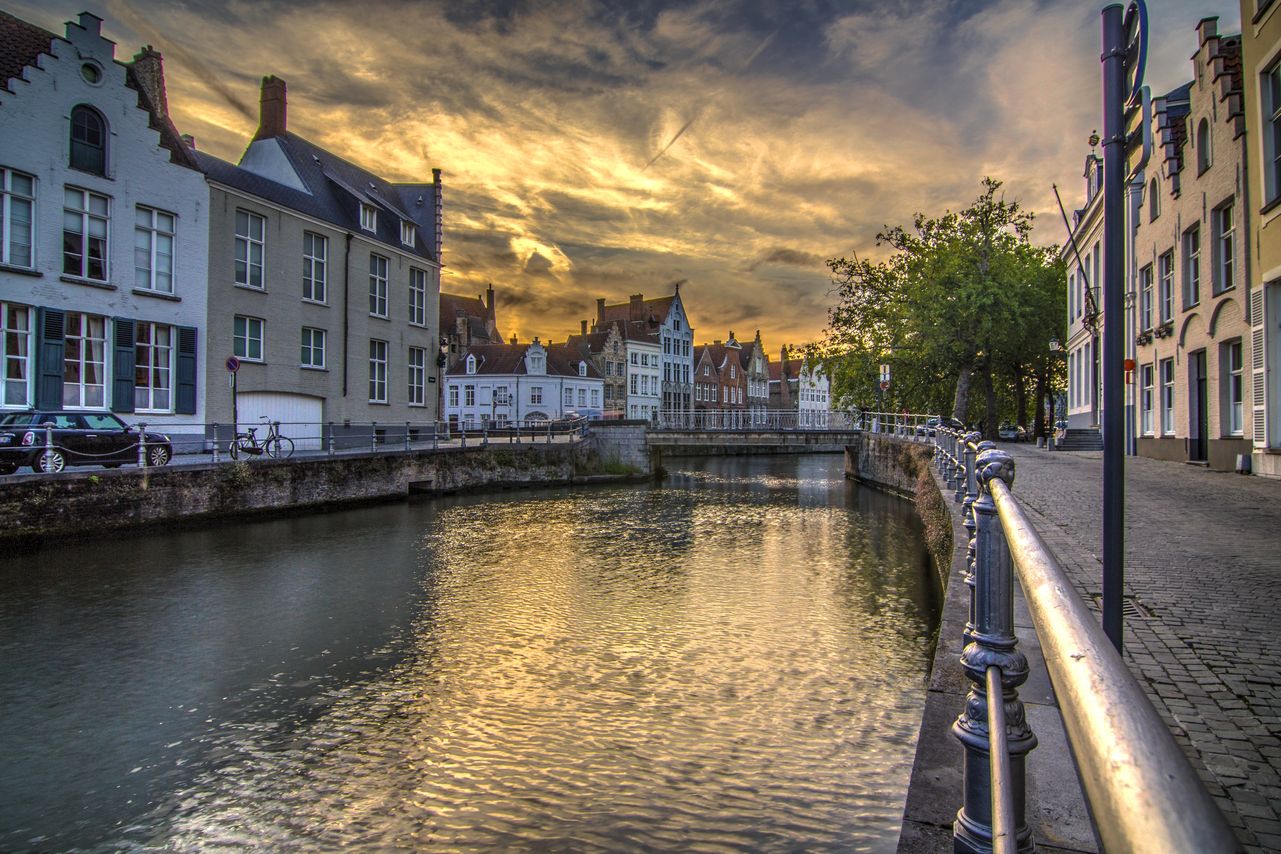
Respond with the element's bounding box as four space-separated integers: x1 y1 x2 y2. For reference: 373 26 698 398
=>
112 318 135 413
36 308 65 410
176 326 197 414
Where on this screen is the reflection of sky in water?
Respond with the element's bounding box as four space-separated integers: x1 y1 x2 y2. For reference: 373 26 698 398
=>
0 455 937 852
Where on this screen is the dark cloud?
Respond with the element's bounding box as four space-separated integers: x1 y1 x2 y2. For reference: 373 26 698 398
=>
747 247 825 272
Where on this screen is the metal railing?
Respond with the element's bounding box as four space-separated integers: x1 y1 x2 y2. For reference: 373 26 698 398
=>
652 408 941 434
930 426 1236 853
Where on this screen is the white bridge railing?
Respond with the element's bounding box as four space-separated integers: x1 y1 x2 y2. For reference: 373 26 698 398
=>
654 408 932 432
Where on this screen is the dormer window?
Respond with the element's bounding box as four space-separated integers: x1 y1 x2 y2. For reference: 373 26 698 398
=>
360 203 377 231
70 105 107 176
466 354 476 374
578 361 587 377
401 221 415 246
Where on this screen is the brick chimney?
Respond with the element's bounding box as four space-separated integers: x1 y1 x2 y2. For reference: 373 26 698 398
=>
629 294 644 321
257 76 287 139
180 134 196 150
432 168 443 262
596 298 606 324
580 319 588 335
130 46 168 118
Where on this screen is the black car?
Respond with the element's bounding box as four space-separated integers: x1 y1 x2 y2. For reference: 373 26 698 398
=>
0 411 172 474
916 416 966 437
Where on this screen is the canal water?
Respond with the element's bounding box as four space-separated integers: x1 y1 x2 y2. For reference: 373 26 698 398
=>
0 455 940 852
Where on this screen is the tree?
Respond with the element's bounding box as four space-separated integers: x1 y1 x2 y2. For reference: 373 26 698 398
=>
822 178 1065 438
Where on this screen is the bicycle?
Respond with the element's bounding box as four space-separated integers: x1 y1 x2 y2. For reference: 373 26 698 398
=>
229 418 295 460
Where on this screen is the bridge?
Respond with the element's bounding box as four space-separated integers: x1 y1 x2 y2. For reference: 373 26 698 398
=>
643 409 928 456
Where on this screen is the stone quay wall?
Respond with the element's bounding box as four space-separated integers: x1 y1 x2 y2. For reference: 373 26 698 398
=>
590 420 654 473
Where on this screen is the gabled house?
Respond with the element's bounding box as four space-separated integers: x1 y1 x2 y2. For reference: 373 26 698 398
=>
740 330 770 425
443 338 603 426
0 11 208 442
195 76 442 447
566 319 626 419
694 334 747 427
596 288 693 419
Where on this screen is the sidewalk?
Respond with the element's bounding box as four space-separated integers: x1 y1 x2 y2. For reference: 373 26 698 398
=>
1004 445 1281 853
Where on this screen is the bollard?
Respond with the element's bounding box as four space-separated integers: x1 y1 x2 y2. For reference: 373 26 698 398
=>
547 422 552 444
954 432 966 504
405 421 411 452
482 422 489 448
137 422 148 467
371 421 378 454
328 421 336 456
461 426 467 448
212 423 220 463
42 421 55 471
432 424 439 451
952 449 1036 854
965 439 997 646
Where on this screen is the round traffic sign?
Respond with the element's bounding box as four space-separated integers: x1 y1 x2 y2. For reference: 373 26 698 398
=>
879 380 890 391
225 355 241 373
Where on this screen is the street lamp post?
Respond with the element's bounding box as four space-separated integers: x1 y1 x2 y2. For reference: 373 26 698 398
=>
1048 337 1063 451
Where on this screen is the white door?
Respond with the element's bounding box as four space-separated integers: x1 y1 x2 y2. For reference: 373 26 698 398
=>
237 392 323 450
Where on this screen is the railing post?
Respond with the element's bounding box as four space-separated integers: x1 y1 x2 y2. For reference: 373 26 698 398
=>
547 421 552 444
461 424 467 448
42 421 55 470
965 439 996 647
954 432 966 503
328 421 336 456
211 423 220 463
482 422 489 448
371 421 378 453
405 421 411 452
953 449 1036 854
137 423 148 467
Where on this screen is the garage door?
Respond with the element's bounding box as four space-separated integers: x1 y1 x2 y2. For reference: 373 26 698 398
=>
237 392 323 451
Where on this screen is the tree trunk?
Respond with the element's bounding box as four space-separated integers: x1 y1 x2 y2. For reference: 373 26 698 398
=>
1015 369 1028 430
952 364 972 423
983 358 998 440
1033 370 1048 438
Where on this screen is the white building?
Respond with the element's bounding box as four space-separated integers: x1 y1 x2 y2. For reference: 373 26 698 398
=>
798 359 831 428
596 289 693 419
1060 153 1105 437
443 340 603 426
618 321 660 420
0 12 209 441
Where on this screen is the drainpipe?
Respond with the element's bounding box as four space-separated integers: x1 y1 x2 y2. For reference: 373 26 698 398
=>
342 232 352 397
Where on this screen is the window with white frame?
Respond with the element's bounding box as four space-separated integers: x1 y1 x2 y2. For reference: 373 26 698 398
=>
1159 250 1174 323
1265 60 1281 204
448 385 459 408
1160 358 1175 435
1212 202 1234 294
369 253 388 317
1140 264 1153 330
494 385 509 406
578 388 586 407
63 312 107 407
369 339 388 403
234 315 264 361
70 105 107 176
631 352 638 365
1140 364 1154 435
63 187 108 281
134 322 173 412
401 221 416 246
530 386 542 405
464 384 475 406
408 346 425 405
360 203 377 231
134 206 175 293
234 209 265 288
1 168 34 268
303 232 327 302
2 302 32 406
591 388 599 407
629 374 638 395
1182 225 1200 308
1226 340 1244 435
409 267 427 326
563 386 572 405
301 327 326 369
578 362 586 377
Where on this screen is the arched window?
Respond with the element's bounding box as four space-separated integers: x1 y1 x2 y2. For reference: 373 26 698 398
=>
1148 177 1159 221
465 354 476 374
578 361 586 377
70 105 107 175
1196 118 1211 174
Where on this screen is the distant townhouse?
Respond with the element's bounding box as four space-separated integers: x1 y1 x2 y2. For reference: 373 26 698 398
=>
1133 19 1251 470
195 76 442 447
767 346 796 411
1240 0 1281 477
596 289 693 419
441 284 503 367
694 335 747 426
0 12 209 446
1060 153 1105 442
443 339 603 426
797 358 832 428
566 319 626 418
741 330 770 425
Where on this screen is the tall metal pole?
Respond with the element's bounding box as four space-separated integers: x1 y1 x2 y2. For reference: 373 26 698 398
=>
1100 4 1125 652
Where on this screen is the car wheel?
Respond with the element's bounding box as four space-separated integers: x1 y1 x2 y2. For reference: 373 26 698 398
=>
35 449 66 473
147 445 171 467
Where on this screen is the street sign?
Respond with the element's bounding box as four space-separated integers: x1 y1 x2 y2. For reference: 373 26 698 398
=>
1122 0 1148 108
879 380 890 391
225 355 241 373
879 363 890 382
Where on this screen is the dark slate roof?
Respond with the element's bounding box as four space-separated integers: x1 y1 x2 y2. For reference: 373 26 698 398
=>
445 343 601 379
565 329 616 355
440 292 503 343
547 344 603 379
198 131 437 263
0 9 54 94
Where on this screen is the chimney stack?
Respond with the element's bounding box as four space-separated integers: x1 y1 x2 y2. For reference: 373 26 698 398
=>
486 283 494 312
629 294 644 321
432 168 443 263
510 335 517 345
580 319 588 335
596 297 606 324
257 76 287 139
130 46 168 118
180 134 196 150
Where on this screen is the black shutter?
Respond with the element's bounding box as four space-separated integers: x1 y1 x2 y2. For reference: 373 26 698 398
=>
36 308 65 410
112 318 135 413
176 325 197 414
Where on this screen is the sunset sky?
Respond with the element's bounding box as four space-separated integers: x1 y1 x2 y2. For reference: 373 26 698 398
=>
13 0 1241 350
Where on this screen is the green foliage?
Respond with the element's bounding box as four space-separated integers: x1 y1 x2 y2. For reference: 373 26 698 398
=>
822 177 1066 433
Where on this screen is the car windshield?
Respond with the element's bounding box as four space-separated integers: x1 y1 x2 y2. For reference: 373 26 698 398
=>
82 413 126 430
0 413 36 427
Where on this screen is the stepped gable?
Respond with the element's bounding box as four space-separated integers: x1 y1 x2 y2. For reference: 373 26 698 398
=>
0 9 55 94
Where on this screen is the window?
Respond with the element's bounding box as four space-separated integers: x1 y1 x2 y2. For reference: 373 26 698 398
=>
631 352 638 365
69 105 106 175
578 388 586 407
1182 226 1200 308
303 232 327 302
63 312 106 407
369 339 388 403
1140 364 1154 435
134 322 173 411
527 352 544 373
630 374 638 395
494 385 509 406
1 168 34 268
360 203 377 231
407 347 426 406
368 254 389 317
1069 272 1077 320
1212 203 1234 294
234 316 264 361
2 302 32 406
401 221 415 246
63 187 108 281
1265 60 1281 204
409 267 427 326
1196 118 1211 174
301 327 326 369
465 354 476 374
578 361 587 377
464 384 475 406
703 364 710 377
234 210 265 288
448 385 459 408
1226 340 1244 435
1159 251 1174 323
1139 264 1153 330
730 365 736 379
1160 358 1175 435
134 206 175 293
563 386 573 405
1148 177 1159 222
591 388 599 407
530 386 543 405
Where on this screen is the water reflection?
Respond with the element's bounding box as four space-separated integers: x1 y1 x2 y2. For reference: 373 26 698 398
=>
0 455 937 852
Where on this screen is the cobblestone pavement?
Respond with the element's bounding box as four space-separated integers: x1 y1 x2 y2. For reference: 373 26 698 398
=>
1002 444 1281 852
